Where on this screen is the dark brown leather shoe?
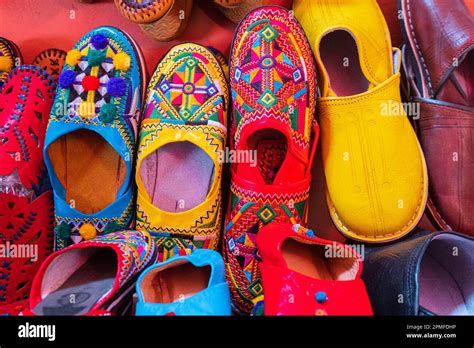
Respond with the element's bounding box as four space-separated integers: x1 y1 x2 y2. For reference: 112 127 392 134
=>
400 0 474 235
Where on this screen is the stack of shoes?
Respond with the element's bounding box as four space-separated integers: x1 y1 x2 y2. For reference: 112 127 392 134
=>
44 26 145 250
0 0 473 318
0 65 56 314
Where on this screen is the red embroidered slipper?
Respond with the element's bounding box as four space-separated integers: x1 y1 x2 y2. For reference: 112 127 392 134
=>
256 222 373 316
24 230 156 316
223 6 319 314
0 65 56 306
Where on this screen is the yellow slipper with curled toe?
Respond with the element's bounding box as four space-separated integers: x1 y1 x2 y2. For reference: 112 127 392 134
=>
294 0 428 243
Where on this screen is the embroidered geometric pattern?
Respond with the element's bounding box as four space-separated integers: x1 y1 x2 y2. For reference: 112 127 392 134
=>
54 197 135 250
224 180 310 313
229 8 316 150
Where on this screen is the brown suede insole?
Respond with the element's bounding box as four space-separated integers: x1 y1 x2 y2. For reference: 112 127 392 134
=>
140 262 210 304
48 129 126 214
319 30 369 96
282 238 356 280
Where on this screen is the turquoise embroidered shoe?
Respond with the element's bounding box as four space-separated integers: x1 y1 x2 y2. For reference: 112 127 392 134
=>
135 249 231 316
43 26 146 250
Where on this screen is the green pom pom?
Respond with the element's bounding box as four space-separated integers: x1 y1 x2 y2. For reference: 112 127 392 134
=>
87 48 106 66
55 222 71 240
98 103 117 123
103 221 121 234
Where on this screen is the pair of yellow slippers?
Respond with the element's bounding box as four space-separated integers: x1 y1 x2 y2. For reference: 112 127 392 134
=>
294 0 428 243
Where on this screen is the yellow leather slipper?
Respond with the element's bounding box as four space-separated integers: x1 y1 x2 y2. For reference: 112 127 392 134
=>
294 0 428 243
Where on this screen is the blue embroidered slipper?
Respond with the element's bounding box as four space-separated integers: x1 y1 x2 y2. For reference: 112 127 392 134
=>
135 249 231 316
44 26 146 250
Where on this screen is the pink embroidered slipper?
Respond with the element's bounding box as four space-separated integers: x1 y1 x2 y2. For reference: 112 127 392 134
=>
0 65 56 306
25 230 156 316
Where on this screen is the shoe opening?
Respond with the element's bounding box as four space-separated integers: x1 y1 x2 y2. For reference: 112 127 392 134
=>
47 129 126 214
34 247 117 315
419 234 474 315
247 128 288 185
319 30 369 96
282 238 359 280
139 141 215 213
140 261 211 304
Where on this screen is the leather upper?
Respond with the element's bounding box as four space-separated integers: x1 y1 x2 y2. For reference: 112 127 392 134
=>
417 99 474 233
402 0 474 99
257 222 373 316
401 0 474 236
135 249 231 316
294 0 393 98
362 230 474 316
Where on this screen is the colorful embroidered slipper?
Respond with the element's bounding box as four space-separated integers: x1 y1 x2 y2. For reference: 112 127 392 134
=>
256 222 373 316
294 0 428 243
43 27 146 250
0 37 22 88
114 0 193 41
224 6 318 314
0 66 56 305
24 230 155 316
136 43 228 262
136 249 231 315
32 48 67 81
400 0 474 236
